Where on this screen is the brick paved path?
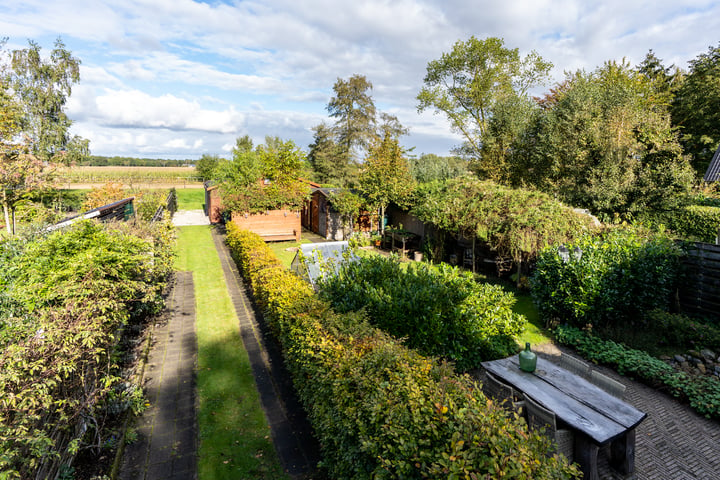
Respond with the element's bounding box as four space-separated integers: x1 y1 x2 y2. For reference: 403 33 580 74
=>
119 272 198 480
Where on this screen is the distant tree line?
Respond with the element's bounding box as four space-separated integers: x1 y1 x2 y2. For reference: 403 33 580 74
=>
78 155 196 167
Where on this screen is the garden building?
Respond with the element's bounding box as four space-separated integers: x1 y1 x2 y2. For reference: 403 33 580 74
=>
704 144 720 182
290 241 358 289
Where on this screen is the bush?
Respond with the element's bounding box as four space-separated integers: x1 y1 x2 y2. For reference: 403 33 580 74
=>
531 227 683 328
0 220 174 478
555 325 720 419
668 205 720 242
225 222 579 480
646 310 720 352
319 254 525 371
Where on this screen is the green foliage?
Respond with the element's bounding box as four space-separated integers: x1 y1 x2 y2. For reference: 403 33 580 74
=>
307 122 352 186
667 204 720 242
407 153 468 184
512 61 694 220
645 310 720 352
531 227 684 328
327 74 377 161
412 177 595 263
0 220 173 478
555 326 720 419
359 131 415 228
225 222 579 480
417 36 552 165
195 153 221 181
672 43 720 176
217 136 310 213
319 254 525 370
6 37 85 163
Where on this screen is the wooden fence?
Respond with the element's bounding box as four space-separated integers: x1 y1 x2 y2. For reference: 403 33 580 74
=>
679 242 720 321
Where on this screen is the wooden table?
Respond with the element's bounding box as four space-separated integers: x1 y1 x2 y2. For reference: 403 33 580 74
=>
481 356 646 480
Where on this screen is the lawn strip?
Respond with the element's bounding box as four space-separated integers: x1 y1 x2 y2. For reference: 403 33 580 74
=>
175 226 287 480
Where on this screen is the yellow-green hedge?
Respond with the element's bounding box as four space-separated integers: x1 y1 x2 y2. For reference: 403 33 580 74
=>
226 222 579 479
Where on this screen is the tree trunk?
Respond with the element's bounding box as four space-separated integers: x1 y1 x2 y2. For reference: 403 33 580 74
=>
516 260 523 288
11 206 16 235
380 205 385 235
2 197 11 235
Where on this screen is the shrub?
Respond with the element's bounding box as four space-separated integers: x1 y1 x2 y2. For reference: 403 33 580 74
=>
225 222 580 479
668 205 720 242
646 310 720 352
0 220 174 478
531 227 683 328
555 325 720 419
319 254 525 371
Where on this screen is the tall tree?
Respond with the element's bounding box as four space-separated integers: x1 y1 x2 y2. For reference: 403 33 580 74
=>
195 154 221 181
9 38 84 163
359 132 414 234
307 122 350 185
671 43 720 176
327 74 376 163
417 36 552 175
510 61 694 219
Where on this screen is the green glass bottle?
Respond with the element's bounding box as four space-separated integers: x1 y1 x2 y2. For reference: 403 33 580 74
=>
519 342 537 372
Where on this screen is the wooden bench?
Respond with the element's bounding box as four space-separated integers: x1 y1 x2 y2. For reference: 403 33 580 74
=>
259 230 299 242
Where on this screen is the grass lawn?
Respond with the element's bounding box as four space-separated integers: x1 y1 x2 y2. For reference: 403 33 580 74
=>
175 226 288 480
175 188 205 210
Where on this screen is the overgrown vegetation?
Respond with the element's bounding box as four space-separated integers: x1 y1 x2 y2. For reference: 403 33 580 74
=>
0 219 174 478
319 254 525 371
226 223 580 479
412 177 596 266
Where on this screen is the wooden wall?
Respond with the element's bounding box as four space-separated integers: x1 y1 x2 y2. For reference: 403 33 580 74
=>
680 242 720 321
231 209 301 242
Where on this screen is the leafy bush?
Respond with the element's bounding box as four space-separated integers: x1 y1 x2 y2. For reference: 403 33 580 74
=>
555 325 720 419
225 222 579 480
0 220 174 478
668 205 720 242
319 254 525 371
531 227 683 328
646 310 720 352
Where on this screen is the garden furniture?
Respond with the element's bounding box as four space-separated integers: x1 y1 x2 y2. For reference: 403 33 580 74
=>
590 369 627 399
559 353 592 379
524 394 575 462
482 372 525 415
481 356 646 480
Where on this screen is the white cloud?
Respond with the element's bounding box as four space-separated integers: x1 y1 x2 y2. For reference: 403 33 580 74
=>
7 0 720 158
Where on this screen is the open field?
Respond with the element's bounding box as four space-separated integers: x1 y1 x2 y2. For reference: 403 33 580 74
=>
57 166 204 189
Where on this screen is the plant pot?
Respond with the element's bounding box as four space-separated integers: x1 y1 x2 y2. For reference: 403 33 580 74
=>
413 251 423 262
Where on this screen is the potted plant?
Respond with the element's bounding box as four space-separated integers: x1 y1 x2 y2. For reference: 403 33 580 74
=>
371 233 382 247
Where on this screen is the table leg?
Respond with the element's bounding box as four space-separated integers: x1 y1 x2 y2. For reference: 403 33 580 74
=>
574 434 600 480
609 428 636 474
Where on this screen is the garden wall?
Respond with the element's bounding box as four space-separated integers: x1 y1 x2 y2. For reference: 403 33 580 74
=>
231 209 301 241
680 242 720 321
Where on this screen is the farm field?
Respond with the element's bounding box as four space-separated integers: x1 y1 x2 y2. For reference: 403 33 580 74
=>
57 166 204 189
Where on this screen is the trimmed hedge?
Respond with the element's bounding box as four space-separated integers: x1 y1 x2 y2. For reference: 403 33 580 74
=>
319 254 525 371
531 228 683 328
669 205 720 242
555 326 720 419
225 222 580 479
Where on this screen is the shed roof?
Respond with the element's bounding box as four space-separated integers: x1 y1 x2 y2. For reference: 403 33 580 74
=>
704 145 720 182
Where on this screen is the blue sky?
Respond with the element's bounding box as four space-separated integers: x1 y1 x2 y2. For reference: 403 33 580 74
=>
2 0 720 159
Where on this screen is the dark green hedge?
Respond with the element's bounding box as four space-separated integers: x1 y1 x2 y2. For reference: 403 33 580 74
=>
531 228 683 328
319 254 525 371
669 205 720 242
226 223 579 480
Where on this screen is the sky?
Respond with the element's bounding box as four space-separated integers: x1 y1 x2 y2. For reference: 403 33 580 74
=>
2 0 720 160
